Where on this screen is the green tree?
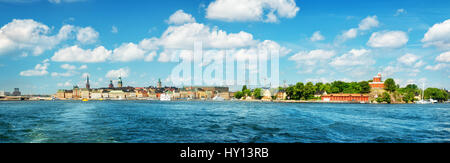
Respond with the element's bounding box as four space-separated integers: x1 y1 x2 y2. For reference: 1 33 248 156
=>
234 91 244 99
402 91 415 103
382 92 392 104
253 88 263 100
359 81 371 94
384 78 396 92
304 82 316 100
242 85 248 92
424 88 448 102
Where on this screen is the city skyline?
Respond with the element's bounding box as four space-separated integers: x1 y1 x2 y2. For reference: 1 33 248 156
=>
0 0 449 95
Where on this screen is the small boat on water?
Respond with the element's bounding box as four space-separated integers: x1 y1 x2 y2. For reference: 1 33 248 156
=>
160 93 171 101
416 82 434 104
82 98 89 102
212 95 224 101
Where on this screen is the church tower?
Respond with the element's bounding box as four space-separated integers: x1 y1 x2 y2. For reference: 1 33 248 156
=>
118 77 123 88
109 80 114 88
86 76 91 89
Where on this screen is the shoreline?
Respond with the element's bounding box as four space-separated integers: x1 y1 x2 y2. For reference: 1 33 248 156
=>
1 97 445 104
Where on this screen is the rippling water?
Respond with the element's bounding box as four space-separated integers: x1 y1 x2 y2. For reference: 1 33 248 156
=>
0 101 449 143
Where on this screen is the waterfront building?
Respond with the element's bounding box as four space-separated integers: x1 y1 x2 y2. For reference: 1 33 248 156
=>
72 86 81 99
12 88 21 96
109 90 126 99
80 88 90 99
276 91 287 100
369 73 385 89
0 91 10 97
56 90 66 99
262 89 272 101
64 90 73 99
118 77 123 88
90 89 103 99
321 94 369 102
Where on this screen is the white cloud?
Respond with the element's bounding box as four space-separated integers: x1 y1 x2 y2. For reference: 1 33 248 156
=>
138 37 159 51
57 80 73 87
425 63 448 71
436 51 450 62
367 30 408 48
310 31 325 42
398 53 420 66
330 49 374 67
51 45 111 63
338 16 379 41
60 63 76 70
144 51 157 62
111 25 118 34
79 65 87 70
0 19 70 55
394 9 406 16
205 0 299 23
106 67 130 78
51 71 76 77
341 28 358 40
422 19 450 50
289 49 335 65
167 10 196 25
19 59 50 76
358 16 379 31
160 23 257 49
76 26 98 44
111 43 146 62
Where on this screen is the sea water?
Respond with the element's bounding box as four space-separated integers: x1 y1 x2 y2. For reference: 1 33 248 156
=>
0 101 448 143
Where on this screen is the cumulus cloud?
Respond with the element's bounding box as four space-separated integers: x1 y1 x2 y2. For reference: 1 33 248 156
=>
398 53 420 66
51 45 111 63
167 10 196 25
289 49 335 65
19 59 50 76
0 19 69 55
106 67 130 78
367 31 408 48
0 19 100 56
111 43 146 62
76 26 99 44
205 0 299 23
330 49 374 67
310 31 325 42
339 16 379 41
60 63 76 70
358 16 379 31
422 19 450 50
436 51 450 62
425 63 448 71
289 49 335 73
160 23 257 49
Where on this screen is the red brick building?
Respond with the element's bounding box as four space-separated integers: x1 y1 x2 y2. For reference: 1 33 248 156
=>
321 94 369 102
369 73 385 88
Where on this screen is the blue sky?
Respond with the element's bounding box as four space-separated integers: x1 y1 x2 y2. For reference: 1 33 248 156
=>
0 0 449 94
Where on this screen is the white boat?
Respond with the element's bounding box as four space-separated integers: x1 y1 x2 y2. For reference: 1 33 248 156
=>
416 82 433 104
212 95 224 101
160 93 171 101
